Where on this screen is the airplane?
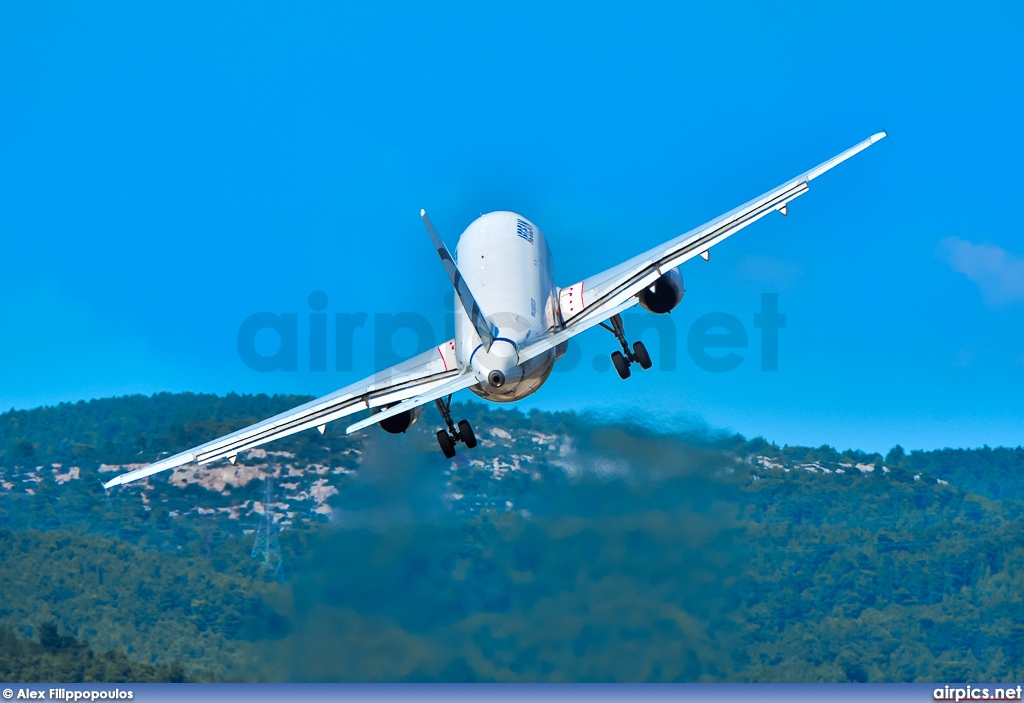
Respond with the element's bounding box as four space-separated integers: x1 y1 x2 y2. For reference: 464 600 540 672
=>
103 132 888 489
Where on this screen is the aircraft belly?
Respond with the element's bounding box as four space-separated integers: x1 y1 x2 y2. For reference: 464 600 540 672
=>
469 348 556 403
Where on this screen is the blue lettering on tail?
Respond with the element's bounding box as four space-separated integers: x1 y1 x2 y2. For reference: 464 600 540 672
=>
516 219 534 244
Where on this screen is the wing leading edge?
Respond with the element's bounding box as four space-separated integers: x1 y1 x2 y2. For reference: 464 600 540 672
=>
519 132 887 365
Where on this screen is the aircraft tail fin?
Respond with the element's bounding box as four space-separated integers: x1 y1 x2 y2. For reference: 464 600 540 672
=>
421 209 496 350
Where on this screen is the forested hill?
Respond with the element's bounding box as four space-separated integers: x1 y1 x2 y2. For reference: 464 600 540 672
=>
1 392 1023 682
0 623 196 683
3 392 1022 501
0 392 319 468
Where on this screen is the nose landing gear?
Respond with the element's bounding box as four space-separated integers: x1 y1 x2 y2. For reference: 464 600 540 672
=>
434 394 477 458
601 314 652 380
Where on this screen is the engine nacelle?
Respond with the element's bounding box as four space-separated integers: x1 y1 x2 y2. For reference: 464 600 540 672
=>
378 405 424 434
638 268 684 314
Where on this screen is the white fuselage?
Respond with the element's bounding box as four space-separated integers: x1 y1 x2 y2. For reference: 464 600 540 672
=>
454 211 560 402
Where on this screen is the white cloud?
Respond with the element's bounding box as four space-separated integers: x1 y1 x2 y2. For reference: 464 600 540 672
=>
937 236 1024 306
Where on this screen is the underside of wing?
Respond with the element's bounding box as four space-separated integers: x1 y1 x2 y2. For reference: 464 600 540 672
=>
103 339 461 488
519 132 887 364
344 370 480 434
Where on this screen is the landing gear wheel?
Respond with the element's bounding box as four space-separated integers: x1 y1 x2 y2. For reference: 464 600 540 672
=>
633 341 652 370
611 351 631 379
458 420 477 449
436 429 456 459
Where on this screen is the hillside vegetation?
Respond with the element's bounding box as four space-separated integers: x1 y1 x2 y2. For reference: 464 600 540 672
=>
1 393 1022 681
0 623 195 683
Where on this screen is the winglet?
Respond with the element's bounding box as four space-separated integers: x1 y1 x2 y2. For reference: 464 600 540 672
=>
804 132 889 182
421 209 496 349
102 450 196 489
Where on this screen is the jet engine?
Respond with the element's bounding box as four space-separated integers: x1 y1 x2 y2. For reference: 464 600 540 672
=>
378 405 424 434
638 268 684 314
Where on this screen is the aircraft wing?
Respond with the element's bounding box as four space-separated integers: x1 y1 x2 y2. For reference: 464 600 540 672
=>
519 132 887 365
102 339 463 489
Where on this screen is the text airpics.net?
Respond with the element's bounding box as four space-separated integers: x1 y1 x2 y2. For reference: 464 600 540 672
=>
934 685 1024 701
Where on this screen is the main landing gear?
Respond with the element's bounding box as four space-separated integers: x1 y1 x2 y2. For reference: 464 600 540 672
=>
600 313 652 380
434 394 477 459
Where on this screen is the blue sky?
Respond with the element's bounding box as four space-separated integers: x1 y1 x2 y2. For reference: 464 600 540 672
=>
1 2 1022 453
